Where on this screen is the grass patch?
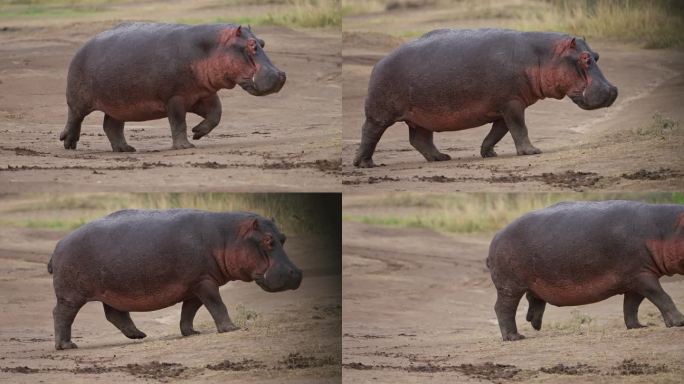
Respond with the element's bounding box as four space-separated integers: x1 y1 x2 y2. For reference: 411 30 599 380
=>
0 193 340 235
343 193 684 234
0 0 117 19
180 0 340 28
549 309 595 333
632 112 681 139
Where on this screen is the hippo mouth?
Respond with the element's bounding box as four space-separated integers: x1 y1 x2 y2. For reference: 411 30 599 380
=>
569 87 617 110
253 272 279 292
238 70 286 96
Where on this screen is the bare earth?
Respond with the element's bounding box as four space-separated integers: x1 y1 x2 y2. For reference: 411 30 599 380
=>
342 218 684 383
341 10 684 192
0 1 341 192
0 223 341 383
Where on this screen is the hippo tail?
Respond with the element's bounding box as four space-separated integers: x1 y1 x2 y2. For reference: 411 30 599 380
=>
47 257 53 274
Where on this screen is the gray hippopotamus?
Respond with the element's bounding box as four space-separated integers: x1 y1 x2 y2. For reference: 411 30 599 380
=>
488 200 684 341
60 22 286 151
353 28 618 167
48 209 302 350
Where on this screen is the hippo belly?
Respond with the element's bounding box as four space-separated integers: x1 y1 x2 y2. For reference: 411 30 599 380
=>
527 275 624 307
96 283 191 312
404 105 500 132
94 99 168 122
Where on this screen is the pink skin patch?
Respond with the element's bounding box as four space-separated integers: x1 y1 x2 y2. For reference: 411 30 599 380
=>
96 284 190 312
538 38 588 100
190 27 258 93
528 274 623 306
405 102 501 132
646 213 684 276
96 99 168 122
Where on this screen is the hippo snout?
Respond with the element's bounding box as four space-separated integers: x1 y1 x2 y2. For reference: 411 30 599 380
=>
289 266 303 290
245 67 286 96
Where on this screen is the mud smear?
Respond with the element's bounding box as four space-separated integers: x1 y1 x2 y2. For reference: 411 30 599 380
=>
278 353 338 370
611 359 669 375
535 171 602 189
622 168 680 180
344 361 523 381
206 359 266 371
190 161 229 169
414 175 456 182
540 363 599 375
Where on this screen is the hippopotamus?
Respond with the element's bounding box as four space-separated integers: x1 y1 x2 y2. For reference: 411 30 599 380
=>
353 28 618 167
60 22 286 151
48 209 302 350
487 200 684 341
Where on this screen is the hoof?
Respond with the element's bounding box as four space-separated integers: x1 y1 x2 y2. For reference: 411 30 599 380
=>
112 144 136 152
55 340 78 350
426 152 451 162
502 333 525 341
353 157 376 168
626 323 646 329
181 328 200 337
665 318 684 327
124 330 147 339
217 323 240 333
516 146 542 156
172 141 196 150
191 125 212 140
481 147 497 158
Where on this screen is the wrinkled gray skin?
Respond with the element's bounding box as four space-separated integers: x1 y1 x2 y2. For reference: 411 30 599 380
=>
48 209 302 350
488 201 684 341
354 28 618 167
61 22 286 151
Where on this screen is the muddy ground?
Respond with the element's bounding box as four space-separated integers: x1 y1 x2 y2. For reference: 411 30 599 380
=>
342 210 684 383
341 6 684 192
0 0 341 192
0 205 341 383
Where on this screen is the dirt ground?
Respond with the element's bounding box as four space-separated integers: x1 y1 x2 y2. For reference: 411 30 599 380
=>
0 0 341 192
341 210 684 383
341 7 684 192
0 214 341 383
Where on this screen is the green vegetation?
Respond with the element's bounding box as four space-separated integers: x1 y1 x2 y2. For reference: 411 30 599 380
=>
344 0 684 48
0 193 340 234
343 193 684 234
549 309 595 333
180 0 341 28
632 112 681 139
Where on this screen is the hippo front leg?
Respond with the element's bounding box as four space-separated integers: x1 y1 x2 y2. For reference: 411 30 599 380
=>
623 291 646 329
191 94 222 140
501 101 541 156
635 274 684 327
167 96 195 150
192 280 240 333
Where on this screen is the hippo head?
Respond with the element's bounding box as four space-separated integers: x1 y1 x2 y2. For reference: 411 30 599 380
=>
229 216 302 292
215 25 286 96
546 37 618 110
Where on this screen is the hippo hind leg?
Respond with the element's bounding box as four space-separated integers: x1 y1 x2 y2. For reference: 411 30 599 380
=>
525 292 546 331
103 303 146 339
481 119 508 158
103 114 136 152
190 94 222 140
180 296 203 336
353 118 391 168
408 124 451 162
53 297 86 350
494 288 526 341
623 291 646 329
60 107 86 150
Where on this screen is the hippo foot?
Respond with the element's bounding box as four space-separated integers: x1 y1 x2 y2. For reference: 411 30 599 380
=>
481 147 497 158
172 141 196 150
59 131 78 150
181 328 200 337
664 317 684 327
516 146 542 156
502 333 525 341
123 329 147 339
55 340 78 350
191 126 212 140
112 143 136 152
626 323 646 329
217 323 240 333
353 157 376 168
425 152 451 162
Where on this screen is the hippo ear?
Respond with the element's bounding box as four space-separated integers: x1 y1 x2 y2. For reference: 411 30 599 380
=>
236 25 242 37
569 37 576 50
239 217 260 238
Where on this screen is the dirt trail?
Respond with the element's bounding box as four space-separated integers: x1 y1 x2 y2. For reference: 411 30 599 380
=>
0 1 341 192
0 225 341 383
341 9 684 192
342 220 684 383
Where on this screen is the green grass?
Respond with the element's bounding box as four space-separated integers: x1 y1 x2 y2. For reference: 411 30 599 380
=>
343 193 684 235
180 0 341 28
0 193 340 235
632 112 681 139
549 309 595 333
0 0 116 18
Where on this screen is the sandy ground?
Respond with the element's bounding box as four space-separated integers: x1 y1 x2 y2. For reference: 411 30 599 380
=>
341 7 684 192
0 1 341 192
0 218 341 383
341 214 684 383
